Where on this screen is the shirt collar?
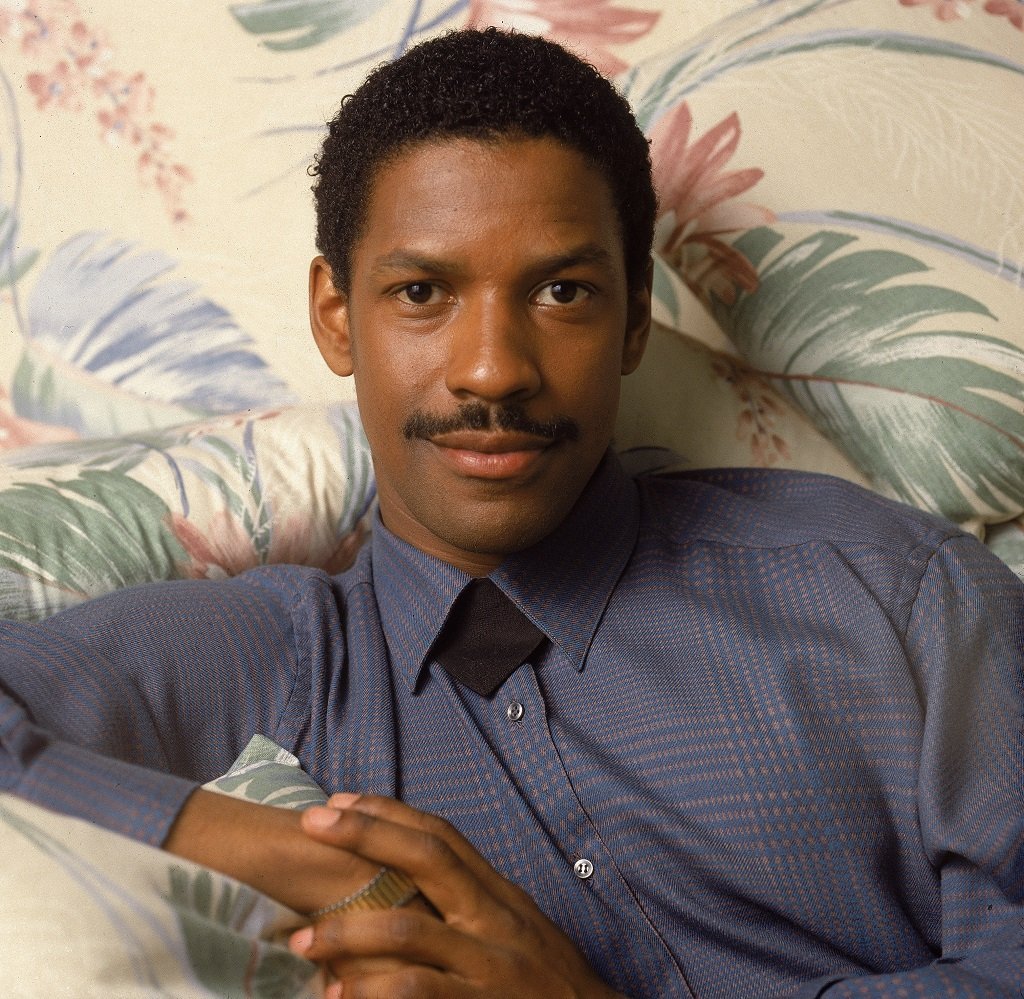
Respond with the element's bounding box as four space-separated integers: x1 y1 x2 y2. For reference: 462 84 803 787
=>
372 451 640 692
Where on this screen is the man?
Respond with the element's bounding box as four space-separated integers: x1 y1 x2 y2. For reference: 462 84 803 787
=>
1 27 1022 998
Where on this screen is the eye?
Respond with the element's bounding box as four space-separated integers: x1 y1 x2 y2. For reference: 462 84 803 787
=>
396 282 446 306
533 281 591 306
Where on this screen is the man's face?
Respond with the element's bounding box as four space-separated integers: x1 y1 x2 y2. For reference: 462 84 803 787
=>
310 136 650 574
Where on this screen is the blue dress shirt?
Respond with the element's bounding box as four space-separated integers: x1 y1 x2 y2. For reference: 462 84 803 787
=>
1 455 1022 997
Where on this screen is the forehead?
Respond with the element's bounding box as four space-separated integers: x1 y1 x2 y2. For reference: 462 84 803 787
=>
351 136 625 276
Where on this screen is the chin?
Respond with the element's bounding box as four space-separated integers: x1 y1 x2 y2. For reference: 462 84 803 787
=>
435 504 566 560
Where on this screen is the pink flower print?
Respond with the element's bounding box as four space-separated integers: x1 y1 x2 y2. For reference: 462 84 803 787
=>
651 101 775 305
170 510 318 580
138 124 194 223
467 0 659 77
20 16 60 59
0 389 78 451
0 5 22 40
712 359 791 467
984 0 1024 27
171 512 254 580
684 233 761 304
898 0 976 20
94 70 153 145
9 1 193 222
19 0 75 58
68 20 111 72
26 60 81 111
97 106 139 145
24 0 77 18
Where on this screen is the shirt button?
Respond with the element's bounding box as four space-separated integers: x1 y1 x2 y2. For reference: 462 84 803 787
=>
506 701 525 722
573 858 594 880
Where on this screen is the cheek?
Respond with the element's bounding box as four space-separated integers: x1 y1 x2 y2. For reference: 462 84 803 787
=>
351 345 441 458
358 322 445 393
546 339 625 417
351 363 401 455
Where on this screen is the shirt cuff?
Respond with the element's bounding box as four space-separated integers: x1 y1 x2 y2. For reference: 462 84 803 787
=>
13 738 198 847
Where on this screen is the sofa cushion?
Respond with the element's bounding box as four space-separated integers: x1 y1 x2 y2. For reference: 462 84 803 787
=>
0 404 374 621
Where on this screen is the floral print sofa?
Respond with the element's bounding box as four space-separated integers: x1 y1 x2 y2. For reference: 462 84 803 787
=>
0 2 1021 993
1 0 1022 623
2 0 1022 625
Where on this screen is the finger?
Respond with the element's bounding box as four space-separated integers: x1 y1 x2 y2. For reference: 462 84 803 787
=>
297 808 613 999
323 794 496 884
300 804 533 928
307 796 529 909
292 907 483 977
336 966 474 999
322 956 410 980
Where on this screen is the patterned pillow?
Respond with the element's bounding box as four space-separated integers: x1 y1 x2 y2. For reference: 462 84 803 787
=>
618 0 1024 548
0 735 327 997
205 734 328 811
0 403 374 621
986 515 1024 580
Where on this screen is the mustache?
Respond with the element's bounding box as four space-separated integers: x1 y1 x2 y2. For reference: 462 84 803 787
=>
403 403 580 443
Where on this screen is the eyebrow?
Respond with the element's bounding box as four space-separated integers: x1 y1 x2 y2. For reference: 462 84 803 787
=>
529 245 618 275
368 243 618 278
369 251 457 278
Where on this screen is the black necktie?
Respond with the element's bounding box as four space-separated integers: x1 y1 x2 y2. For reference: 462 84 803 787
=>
432 578 545 696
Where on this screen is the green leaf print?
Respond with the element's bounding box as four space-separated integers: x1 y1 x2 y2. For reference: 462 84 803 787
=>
0 204 37 290
0 470 186 618
168 867 316 998
208 733 327 811
230 0 388 51
710 228 1024 523
986 520 1024 582
651 252 693 332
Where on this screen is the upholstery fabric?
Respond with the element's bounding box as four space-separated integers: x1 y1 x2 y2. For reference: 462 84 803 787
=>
0 0 1021 618
0 734 324 997
0 402 374 619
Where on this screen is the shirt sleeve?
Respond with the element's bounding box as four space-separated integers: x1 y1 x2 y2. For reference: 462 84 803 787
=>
797 533 1024 997
0 571 308 846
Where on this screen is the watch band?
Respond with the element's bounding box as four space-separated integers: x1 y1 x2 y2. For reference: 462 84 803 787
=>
310 866 419 920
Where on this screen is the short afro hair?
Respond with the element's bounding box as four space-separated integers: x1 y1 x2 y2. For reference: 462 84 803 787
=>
311 28 656 294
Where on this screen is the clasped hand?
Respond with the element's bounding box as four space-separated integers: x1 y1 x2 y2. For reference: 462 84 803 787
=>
288 793 624 999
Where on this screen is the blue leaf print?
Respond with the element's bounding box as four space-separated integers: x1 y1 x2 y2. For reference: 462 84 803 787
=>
14 232 296 436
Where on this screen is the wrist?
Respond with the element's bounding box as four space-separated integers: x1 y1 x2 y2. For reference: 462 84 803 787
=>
310 865 419 919
163 788 381 914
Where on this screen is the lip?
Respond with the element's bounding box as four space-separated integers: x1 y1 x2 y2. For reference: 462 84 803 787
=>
427 432 555 479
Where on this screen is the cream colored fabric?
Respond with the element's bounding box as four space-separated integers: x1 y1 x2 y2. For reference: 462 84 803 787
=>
1 1 1021 594
0 735 325 997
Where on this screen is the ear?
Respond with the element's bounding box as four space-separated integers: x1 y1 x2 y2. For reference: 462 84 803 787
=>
309 255 354 377
621 255 653 375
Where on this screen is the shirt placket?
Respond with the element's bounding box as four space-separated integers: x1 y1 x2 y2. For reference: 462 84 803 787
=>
466 659 696 998
489 666 603 882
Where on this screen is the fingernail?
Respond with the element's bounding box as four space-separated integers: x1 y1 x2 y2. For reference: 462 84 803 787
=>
304 806 341 829
289 926 314 955
328 792 361 809
325 982 343 999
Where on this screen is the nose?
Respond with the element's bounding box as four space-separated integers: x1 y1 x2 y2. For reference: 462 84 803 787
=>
444 294 541 403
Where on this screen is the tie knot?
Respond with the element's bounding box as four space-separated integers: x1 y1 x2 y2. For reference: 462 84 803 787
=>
432 579 545 696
